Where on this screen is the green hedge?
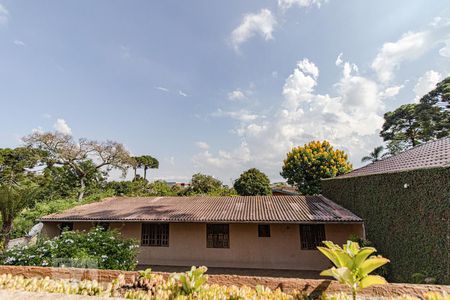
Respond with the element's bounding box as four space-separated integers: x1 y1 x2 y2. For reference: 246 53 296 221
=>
321 167 450 284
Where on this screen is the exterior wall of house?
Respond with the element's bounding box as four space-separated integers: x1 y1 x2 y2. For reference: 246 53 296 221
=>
41 222 363 270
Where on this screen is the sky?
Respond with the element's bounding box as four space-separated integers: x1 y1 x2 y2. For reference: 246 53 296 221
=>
0 0 449 184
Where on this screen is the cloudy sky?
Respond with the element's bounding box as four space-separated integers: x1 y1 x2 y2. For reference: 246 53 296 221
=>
0 1 449 184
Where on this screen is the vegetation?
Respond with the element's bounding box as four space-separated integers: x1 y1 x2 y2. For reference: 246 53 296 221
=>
321 167 450 284
380 77 450 154
23 131 133 200
281 141 352 195
0 268 308 299
132 155 159 180
2 227 138 270
233 168 272 196
361 146 385 163
318 240 389 300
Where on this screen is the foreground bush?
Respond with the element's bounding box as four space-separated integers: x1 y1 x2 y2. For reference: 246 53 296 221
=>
1 227 138 270
0 268 307 299
0 269 448 300
318 241 389 300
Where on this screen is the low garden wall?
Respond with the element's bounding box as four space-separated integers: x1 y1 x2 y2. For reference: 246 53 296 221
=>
322 167 450 284
0 265 449 298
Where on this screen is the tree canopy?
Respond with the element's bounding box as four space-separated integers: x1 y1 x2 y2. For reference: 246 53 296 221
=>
233 168 272 196
280 140 352 195
189 173 223 194
361 146 385 164
23 131 132 200
132 155 159 180
380 77 450 154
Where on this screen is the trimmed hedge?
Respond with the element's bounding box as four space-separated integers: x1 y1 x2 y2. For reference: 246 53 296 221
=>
321 167 450 284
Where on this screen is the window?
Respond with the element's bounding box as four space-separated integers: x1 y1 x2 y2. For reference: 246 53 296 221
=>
300 224 325 250
59 222 73 233
258 224 271 237
95 222 109 231
141 223 169 247
207 224 229 248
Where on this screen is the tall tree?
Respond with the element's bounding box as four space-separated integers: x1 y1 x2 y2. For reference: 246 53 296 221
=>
189 173 223 194
23 132 132 200
133 155 159 180
361 146 385 164
420 76 450 109
280 140 352 195
234 168 272 196
380 93 450 153
0 147 43 249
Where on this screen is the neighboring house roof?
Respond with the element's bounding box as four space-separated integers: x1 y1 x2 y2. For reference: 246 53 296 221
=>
271 186 300 195
335 137 450 179
39 195 362 224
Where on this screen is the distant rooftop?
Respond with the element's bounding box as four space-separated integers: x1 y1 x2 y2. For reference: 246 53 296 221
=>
336 137 450 179
40 195 362 224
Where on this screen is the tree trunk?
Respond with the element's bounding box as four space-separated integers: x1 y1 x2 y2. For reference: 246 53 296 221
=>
1 218 13 251
144 166 147 180
133 167 137 179
78 176 86 201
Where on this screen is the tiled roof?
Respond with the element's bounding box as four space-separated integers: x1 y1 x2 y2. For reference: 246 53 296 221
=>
39 195 362 223
336 137 450 179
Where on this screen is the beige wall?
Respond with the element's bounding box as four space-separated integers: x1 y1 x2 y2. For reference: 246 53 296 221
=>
42 222 363 270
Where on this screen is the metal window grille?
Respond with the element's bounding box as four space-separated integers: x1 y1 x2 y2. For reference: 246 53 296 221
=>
95 222 109 231
59 222 73 233
300 224 325 250
207 224 229 248
141 223 169 247
258 224 271 237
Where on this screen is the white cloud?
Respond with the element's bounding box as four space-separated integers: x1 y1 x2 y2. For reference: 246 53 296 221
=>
228 89 246 101
380 85 404 98
211 109 259 122
371 20 450 82
335 53 343 66
413 70 443 101
230 9 276 51
278 0 327 10
178 90 188 97
439 40 450 58
155 86 169 92
195 141 210 150
194 57 384 180
53 118 72 135
0 4 9 25
13 40 26 47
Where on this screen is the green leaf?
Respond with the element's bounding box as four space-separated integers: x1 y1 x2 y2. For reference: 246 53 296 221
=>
359 275 387 289
320 268 334 277
317 247 341 267
358 257 390 277
353 247 376 269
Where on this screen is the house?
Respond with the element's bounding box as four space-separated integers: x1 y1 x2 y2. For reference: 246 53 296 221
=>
321 137 450 283
39 195 364 271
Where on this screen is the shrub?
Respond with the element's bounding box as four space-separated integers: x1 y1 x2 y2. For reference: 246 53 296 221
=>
11 191 113 238
2 227 138 270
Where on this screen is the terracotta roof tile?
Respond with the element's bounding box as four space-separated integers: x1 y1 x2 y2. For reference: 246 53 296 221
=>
39 195 362 223
336 137 450 179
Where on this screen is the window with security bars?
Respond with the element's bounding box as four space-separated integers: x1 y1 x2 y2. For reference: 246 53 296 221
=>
141 223 169 247
300 224 325 250
258 224 271 237
207 224 229 248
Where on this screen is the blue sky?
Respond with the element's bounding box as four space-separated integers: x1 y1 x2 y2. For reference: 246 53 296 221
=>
0 0 449 184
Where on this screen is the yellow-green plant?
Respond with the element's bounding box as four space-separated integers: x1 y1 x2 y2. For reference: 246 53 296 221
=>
318 240 390 300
